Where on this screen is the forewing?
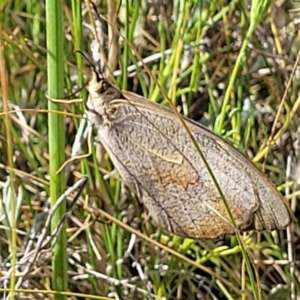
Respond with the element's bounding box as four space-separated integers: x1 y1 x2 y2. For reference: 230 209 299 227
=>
93 92 291 239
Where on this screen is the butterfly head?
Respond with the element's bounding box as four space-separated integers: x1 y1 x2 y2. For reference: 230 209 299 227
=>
85 64 125 128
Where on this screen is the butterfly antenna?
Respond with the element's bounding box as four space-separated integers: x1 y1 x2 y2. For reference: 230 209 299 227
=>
75 50 102 81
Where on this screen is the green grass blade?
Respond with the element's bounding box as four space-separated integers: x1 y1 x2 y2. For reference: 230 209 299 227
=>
45 0 67 298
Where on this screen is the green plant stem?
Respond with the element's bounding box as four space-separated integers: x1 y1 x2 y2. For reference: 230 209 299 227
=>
45 0 67 299
215 23 255 135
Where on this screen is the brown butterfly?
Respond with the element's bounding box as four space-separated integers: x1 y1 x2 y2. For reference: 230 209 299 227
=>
85 69 291 239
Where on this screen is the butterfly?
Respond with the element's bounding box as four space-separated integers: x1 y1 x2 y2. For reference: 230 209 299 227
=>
85 69 291 239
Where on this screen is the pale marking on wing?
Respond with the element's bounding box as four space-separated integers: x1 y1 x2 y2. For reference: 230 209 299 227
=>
123 132 199 189
126 133 184 165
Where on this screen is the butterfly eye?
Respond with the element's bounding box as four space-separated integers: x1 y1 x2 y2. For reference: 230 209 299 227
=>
97 81 108 94
102 82 109 91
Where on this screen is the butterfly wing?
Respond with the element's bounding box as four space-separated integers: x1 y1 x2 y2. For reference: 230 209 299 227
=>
87 84 291 239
